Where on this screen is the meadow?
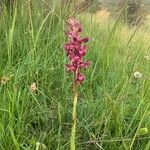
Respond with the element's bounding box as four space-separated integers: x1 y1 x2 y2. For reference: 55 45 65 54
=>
0 1 150 150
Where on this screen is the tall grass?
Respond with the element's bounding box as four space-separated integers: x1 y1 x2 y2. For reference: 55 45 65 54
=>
0 1 150 150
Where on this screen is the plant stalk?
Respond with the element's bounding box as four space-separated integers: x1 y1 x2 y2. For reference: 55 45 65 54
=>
70 76 78 150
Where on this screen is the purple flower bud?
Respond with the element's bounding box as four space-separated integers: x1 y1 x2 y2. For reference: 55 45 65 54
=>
79 47 86 56
67 18 82 33
81 37 89 43
66 64 76 72
71 56 80 63
79 61 91 69
77 73 85 83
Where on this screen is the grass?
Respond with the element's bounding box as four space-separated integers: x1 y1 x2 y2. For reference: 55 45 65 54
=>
0 1 150 150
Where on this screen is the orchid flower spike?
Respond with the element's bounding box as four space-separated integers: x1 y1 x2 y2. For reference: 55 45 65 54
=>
64 18 90 84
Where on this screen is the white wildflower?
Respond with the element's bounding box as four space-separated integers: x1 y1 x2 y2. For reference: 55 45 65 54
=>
133 71 142 79
144 55 150 60
30 82 37 92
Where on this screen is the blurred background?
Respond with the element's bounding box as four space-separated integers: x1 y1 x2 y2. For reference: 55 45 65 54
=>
1 0 150 26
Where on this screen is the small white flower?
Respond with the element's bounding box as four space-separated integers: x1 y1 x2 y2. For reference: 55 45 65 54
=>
30 82 37 92
133 71 142 79
144 55 150 60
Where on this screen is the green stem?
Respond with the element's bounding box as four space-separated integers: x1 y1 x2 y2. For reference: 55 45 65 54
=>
70 78 78 150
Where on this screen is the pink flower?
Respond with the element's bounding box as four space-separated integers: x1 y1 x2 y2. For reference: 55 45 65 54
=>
64 18 90 84
79 61 91 69
66 64 76 72
76 73 85 83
